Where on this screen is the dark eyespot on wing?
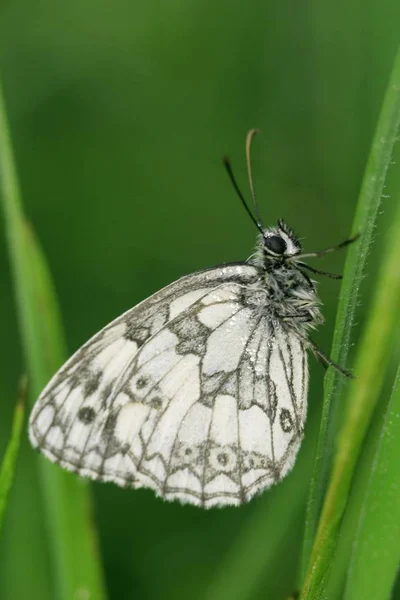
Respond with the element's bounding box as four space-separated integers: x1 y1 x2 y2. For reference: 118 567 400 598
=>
279 408 294 433
77 407 96 425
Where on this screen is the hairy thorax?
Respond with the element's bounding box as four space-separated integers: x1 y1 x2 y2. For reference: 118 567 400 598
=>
243 262 323 334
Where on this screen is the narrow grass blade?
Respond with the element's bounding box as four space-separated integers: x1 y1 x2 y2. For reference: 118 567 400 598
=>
343 361 400 599
321 383 389 600
0 377 26 535
300 108 400 598
0 81 107 599
301 45 400 581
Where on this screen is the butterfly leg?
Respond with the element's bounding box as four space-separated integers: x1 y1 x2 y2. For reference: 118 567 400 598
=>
308 339 354 378
277 312 314 322
296 233 360 259
297 263 343 279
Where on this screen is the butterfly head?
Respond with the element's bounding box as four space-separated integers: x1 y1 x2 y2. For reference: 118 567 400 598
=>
262 219 302 259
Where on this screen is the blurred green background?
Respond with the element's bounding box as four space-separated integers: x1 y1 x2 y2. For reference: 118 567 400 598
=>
1 2 400 599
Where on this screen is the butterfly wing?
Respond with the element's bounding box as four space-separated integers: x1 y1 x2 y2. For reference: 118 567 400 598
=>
29 263 308 507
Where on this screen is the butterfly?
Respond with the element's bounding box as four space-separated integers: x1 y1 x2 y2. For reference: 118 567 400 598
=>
29 130 357 508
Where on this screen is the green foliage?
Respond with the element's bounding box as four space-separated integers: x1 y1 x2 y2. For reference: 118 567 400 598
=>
345 364 400 598
1 3 400 599
301 46 400 597
0 377 26 535
0 82 106 599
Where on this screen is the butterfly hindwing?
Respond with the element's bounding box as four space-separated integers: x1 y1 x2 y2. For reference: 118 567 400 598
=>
29 263 308 507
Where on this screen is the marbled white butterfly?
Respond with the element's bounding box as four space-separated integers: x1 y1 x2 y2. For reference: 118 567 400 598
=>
29 130 357 507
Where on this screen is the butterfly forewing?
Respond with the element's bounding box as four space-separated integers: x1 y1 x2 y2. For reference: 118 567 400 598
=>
29 263 308 507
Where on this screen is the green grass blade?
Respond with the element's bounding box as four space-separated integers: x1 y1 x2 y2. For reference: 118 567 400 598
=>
0 377 26 535
0 81 107 599
300 67 400 597
300 45 400 581
344 364 400 598
320 383 389 600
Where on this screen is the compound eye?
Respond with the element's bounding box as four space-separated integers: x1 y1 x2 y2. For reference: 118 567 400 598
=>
265 235 286 255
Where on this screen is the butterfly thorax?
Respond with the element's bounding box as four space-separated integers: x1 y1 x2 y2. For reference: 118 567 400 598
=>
247 221 324 334
242 262 322 335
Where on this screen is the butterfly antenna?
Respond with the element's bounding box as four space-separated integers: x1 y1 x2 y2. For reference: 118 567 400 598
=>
245 128 264 230
223 156 263 233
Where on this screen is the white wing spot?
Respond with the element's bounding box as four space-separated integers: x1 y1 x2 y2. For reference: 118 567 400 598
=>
203 308 253 375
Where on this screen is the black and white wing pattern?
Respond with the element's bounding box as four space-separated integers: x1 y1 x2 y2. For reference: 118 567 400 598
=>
29 264 308 508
